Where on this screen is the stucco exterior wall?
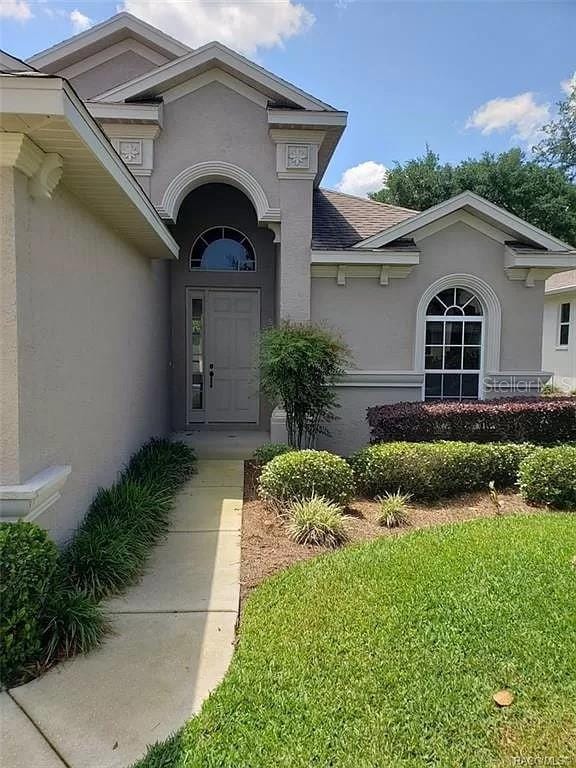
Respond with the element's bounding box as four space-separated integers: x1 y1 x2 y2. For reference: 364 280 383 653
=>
170 183 276 431
311 221 547 454
67 51 158 99
14 172 170 542
542 292 576 391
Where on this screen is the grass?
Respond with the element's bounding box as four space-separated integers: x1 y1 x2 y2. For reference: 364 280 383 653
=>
134 514 576 768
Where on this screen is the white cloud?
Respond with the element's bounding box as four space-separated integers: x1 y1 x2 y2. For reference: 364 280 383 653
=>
120 0 314 55
0 0 33 20
466 92 551 143
561 72 576 95
335 161 388 198
70 9 93 33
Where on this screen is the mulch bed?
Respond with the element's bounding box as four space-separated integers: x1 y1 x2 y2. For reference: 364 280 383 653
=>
240 460 538 604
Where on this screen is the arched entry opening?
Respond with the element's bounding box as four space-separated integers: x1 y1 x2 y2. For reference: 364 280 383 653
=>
170 183 276 430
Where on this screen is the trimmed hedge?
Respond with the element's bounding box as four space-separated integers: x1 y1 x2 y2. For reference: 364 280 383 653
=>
259 450 355 505
518 446 576 508
252 443 294 465
0 523 58 687
367 398 576 445
351 441 536 500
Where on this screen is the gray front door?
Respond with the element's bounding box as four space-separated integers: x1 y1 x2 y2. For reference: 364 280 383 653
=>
204 290 260 423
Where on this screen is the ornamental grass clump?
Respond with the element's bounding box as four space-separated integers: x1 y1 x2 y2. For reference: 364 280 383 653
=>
376 491 412 528
259 449 355 506
287 494 348 548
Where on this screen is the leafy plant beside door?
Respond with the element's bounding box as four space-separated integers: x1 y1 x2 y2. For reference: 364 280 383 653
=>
259 322 350 448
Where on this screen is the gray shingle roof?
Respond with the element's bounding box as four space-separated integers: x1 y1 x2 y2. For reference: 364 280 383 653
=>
312 188 418 250
546 269 576 293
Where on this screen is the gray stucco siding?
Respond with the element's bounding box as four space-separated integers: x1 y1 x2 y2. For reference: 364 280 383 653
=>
68 51 158 99
15 175 170 543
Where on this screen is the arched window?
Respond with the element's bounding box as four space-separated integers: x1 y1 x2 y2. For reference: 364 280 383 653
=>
424 287 483 401
190 227 255 271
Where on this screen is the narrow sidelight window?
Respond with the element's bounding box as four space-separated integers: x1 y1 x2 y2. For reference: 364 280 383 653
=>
558 302 571 347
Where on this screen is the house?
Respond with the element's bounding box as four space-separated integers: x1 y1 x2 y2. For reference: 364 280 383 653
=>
542 270 576 392
1 13 575 540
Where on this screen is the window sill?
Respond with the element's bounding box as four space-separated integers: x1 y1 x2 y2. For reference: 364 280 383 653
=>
0 466 71 523
555 345 569 351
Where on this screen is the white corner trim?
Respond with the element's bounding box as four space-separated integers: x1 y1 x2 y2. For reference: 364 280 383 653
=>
0 466 71 523
157 161 281 224
353 191 573 252
414 273 502 373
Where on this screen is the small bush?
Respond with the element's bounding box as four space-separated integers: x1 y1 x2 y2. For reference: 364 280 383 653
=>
351 441 536 501
367 398 576 445
376 491 412 528
123 437 196 492
518 446 576 508
252 443 294 465
259 450 355 505
287 494 347 548
0 523 57 687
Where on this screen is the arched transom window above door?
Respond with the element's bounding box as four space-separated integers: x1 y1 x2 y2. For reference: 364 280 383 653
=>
190 227 256 271
424 287 484 401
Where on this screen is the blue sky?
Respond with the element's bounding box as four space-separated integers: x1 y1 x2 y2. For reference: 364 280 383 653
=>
1 0 574 195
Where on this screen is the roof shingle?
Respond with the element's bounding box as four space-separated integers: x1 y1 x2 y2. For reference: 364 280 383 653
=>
312 188 418 250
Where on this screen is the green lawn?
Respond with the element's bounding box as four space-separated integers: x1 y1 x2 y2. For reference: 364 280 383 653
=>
135 515 576 768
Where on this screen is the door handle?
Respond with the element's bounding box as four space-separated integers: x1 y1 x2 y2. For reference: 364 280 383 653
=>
209 364 214 388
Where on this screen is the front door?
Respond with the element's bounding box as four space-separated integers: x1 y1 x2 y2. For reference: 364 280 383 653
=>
186 289 260 424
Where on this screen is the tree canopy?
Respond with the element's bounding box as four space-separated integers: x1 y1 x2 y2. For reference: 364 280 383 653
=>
370 147 576 246
534 84 576 182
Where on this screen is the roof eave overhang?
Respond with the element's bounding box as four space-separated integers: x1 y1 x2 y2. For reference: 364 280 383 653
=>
545 284 576 295
0 75 178 259
311 249 420 265
505 246 576 270
353 191 575 252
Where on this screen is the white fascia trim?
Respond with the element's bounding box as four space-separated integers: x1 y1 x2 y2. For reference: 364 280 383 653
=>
59 80 178 257
158 160 280 224
414 273 502 373
311 249 420 265
504 245 576 269
545 284 576 296
92 41 337 111
0 466 71 523
57 40 168 80
353 191 574 252
267 109 348 127
86 101 162 125
27 12 190 68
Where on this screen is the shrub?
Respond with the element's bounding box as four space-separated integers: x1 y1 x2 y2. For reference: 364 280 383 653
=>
351 441 536 501
123 437 196 492
376 491 412 528
252 443 294 465
518 446 576 508
367 398 576 445
259 450 355 505
260 323 350 448
287 494 347 548
0 523 57 687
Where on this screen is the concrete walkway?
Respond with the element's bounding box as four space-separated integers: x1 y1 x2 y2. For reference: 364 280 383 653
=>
2 460 243 768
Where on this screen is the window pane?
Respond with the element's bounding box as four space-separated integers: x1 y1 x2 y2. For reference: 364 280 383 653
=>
446 306 464 316
443 374 461 397
427 297 446 315
456 288 474 307
425 346 443 369
425 373 442 397
464 322 482 345
189 297 203 410
560 303 571 323
203 227 223 244
191 228 255 271
438 288 455 307
426 321 443 345
462 374 479 398
560 324 570 346
445 346 463 369
463 297 483 316
463 347 481 369
445 321 463 345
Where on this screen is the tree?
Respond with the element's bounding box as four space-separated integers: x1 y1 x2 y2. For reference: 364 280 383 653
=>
259 323 350 448
370 148 576 246
534 83 576 182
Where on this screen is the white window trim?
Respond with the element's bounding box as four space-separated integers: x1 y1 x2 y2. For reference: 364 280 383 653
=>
415 274 502 389
556 301 571 349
